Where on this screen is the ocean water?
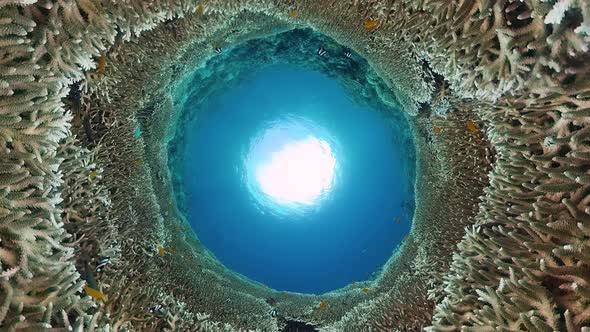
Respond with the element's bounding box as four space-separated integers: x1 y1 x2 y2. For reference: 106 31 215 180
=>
174 63 415 294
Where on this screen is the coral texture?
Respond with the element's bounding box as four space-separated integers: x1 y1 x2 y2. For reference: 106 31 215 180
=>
0 0 588 331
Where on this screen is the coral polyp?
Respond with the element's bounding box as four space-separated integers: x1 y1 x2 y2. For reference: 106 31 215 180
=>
0 0 589 331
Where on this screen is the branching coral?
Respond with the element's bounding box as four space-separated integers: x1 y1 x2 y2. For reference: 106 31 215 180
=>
1 0 589 331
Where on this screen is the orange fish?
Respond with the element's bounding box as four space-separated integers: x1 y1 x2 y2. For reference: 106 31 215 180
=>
290 11 297 17
88 170 98 181
158 245 165 257
97 52 106 74
433 126 441 134
466 120 479 135
84 286 108 302
395 217 401 223
364 20 380 30
197 4 204 16
362 288 370 294
319 299 328 310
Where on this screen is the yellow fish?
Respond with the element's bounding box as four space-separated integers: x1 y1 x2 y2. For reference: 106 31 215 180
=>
158 245 165 257
88 170 98 181
319 299 328 310
97 52 106 74
466 120 479 135
364 20 380 30
84 286 108 302
197 4 204 16
362 288 370 294
290 11 297 18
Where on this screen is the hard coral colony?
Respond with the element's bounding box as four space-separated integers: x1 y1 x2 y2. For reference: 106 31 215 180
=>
0 1 589 332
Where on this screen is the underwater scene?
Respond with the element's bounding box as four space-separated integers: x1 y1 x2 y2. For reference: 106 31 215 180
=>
0 1 589 332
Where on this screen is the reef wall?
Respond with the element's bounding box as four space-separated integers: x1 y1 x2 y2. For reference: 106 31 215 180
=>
0 0 588 331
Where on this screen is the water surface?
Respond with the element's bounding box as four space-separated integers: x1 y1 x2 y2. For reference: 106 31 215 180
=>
177 64 414 293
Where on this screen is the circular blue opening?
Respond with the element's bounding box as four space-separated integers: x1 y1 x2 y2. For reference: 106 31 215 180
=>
170 29 415 294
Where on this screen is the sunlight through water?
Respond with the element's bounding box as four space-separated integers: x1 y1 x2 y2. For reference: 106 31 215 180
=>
256 137 336 205
245 116 339 215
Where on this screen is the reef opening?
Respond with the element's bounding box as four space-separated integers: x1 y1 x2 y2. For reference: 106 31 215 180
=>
5 1 589 331
168 29 416 294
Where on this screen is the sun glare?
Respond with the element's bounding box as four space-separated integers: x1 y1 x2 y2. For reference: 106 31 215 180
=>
255 137 336 205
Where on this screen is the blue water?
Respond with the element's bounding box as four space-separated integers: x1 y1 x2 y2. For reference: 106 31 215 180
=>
178 64 413 294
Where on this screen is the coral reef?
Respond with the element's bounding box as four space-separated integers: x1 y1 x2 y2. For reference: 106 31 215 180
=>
0 0 588 331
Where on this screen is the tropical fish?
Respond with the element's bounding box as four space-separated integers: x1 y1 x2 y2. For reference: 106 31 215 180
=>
317 47 326 56
84 286 108 302
197 4 204 16
168 247 174 254
95 256 110 273
362 288 370 294
88 170 98 181
345 51 352 58
158 245 165 257
319 299 328 310
97 52 106 74
270 309 279 317
134 126 141 138
364 20 380 30
289 11 297 18
149 304 168 317
396 217 401 223
215 47 223 54
82 262 99 290
433 126 441 134
466 120 479 135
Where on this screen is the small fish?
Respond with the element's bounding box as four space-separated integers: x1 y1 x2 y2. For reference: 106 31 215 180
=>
132 159 143 167
84 286 108 302
97 52 106 74
362 288 370 294
88 170 98 181
149 304 167 317
317 47 326 56
158 245 165 257
95 256 110 273
289 11 297 18
168 247 174 254
215 47 223 54
270 309 279 317
345 51 352 58
364 20 380 30
134 126 141 138
319 299 328 310
83 262 99 290
466 120 479 135
197 4 204 16
433 126 441 134
396 217 401 223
